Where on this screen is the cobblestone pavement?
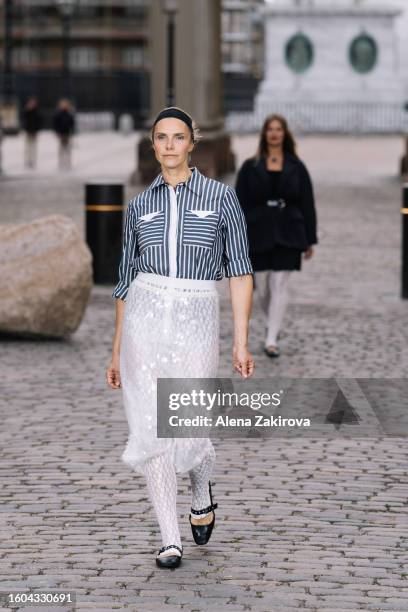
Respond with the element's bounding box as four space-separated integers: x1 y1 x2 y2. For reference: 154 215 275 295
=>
1 133 408 611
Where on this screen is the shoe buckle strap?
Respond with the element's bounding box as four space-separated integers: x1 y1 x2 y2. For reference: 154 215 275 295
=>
158 544 183 555
190 502 218 515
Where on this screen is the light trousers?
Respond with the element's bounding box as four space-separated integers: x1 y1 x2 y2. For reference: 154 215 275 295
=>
25 134 37 168
255 270 291 347
58 135 72 170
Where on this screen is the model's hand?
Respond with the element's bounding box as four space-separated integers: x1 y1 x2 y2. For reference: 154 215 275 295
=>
304 246 314 260
233 345 255 379
106 354 121 389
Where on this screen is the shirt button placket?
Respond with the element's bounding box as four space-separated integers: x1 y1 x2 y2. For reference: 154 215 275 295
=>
167 184 178 278
164 184 178 338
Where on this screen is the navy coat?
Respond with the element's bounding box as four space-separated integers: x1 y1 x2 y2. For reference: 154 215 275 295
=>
235 153 318 257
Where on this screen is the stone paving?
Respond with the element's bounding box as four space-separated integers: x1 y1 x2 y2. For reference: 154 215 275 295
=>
1 132 408 611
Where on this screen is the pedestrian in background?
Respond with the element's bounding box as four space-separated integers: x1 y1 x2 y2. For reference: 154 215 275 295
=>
22 96 43 169
236 114 318 358
106 106 254 569
53 98 75 170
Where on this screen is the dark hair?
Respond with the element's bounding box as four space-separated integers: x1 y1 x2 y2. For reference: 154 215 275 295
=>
151 106 200 144
257 114 298 159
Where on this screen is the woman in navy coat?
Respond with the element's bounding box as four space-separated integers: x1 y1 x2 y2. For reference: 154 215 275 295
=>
236 114 318 357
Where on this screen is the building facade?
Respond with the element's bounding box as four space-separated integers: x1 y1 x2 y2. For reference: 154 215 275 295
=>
0 0 150 127
0 0 264 128
228 0 408 133
221 0 264 111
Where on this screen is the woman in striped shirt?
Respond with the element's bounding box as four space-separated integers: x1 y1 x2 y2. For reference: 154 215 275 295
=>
106 107 255 569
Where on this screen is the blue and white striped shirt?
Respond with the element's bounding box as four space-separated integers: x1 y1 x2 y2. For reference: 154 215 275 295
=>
112 167 253 300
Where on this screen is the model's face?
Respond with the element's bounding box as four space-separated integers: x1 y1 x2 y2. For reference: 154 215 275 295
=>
265 120 285 148
152 118 194 171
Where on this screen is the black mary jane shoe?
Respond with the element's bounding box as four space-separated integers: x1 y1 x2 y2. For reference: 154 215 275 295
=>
189 481 218 546
155 544 183 569
264 345 280 359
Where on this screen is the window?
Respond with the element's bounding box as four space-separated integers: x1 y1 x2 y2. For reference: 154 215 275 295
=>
222 41 232 66
221 11 230 33
13 46 40 67
122 47 145 69
349 34 378 74
231 10 247 33
124 5 146 19
233 42 250 66
285 33 314 74
69 46 101 70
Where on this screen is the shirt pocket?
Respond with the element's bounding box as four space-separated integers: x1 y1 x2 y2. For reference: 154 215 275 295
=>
136 209 165 252
183 209 219 250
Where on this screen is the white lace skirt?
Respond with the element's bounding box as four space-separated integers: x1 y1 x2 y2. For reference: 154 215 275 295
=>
119 272 219 474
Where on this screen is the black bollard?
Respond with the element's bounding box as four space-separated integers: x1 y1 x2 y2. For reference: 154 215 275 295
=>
85 182 124 284
402 184 408 299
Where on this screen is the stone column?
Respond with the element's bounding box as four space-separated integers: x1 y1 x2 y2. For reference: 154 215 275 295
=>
135 0 235 184
0 0 20 135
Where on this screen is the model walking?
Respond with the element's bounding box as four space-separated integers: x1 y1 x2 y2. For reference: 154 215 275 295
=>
107 107 254 568
22 97 43 169
53 99 75 170
236 114 318 358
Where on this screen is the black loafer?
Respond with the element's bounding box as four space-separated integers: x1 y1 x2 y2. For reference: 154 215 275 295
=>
264 346 280 358
189 481 218 546
155 544 183 568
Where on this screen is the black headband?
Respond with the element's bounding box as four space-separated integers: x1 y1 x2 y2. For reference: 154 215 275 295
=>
153 107 194 136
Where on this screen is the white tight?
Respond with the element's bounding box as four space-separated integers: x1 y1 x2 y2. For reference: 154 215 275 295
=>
189 451 216 515
141 451 216 555
256 270 291 347
142 454 182 552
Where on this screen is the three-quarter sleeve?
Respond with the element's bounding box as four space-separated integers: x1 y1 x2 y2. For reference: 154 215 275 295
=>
298 162 318 246
112 200 138 300
221 186 253 278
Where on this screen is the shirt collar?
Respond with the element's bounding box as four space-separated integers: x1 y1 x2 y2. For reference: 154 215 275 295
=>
146 166 205 196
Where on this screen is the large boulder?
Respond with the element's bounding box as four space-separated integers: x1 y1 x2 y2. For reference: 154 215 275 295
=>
0 215 93 337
